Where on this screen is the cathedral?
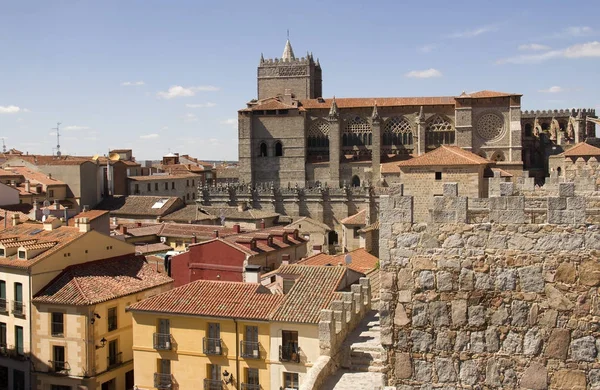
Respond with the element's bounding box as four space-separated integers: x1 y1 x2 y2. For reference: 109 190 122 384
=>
238 40 596 188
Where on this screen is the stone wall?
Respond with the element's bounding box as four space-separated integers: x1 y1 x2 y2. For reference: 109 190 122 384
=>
379 183 600 389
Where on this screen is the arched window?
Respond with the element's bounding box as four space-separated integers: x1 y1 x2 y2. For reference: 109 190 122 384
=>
425 115 454 148
275 141 283 157
344 116 371 148
351 175 361 187
342 134 348 146
490 151 505 162
524 123 532 137
259 142 267 157
384 116 413 147
307 119 330 159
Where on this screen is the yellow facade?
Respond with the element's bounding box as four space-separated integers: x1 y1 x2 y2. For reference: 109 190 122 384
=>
132 312 272 390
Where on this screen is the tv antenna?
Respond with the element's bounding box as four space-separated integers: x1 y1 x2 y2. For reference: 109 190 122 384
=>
51 122 62 156
1 138 5 154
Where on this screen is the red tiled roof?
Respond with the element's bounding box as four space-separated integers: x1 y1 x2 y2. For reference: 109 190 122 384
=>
128 173 200 181
33 254 172 305
159 223 235 239
300 96 456 109
162 205 218 223
298 248 379 274
251 99 296 111
71 210 108 221
97 196 183 216
396 145 490 167
460 90 519 98
128 280 283 320
341 209 367 225
134 242 172 254
562 142 600 157
2 166 66 186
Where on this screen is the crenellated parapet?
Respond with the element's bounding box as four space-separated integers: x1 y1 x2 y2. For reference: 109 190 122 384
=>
521 107 596 118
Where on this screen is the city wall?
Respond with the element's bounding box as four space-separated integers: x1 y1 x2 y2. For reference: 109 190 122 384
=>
379 182 600 389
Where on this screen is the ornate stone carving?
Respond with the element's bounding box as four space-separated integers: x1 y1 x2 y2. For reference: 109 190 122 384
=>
383 116 414 146
278 66 307 76
476 112 505 141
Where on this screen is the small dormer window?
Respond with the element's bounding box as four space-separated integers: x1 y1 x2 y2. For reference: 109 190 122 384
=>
0 248 4 257
17 250 26 260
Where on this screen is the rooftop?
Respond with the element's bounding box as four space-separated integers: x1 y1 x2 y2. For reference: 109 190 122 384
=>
97 196 183 216
297 248 379 274
562 142 600 158
33 255 172 306
200 206 280 221
341 209 367 226
396 145 490 167
162 204 218 223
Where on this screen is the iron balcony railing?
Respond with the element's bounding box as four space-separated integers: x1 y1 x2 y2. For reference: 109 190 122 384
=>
12 301 24 317
240 340 260 359
154 373 173 389
279 344 300 363
153 333 172 350
49 360 69 374
203 379 223 390
0 298 7 313
107 352 122 369
203 337 222 355
241 384 260 390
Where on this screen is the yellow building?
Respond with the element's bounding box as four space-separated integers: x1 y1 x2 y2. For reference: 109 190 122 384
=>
128 280 284 390
31 255 173 390
0 217 136 390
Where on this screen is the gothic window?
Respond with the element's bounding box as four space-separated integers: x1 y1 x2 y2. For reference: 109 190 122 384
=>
490 151 505 162
383 116 413 146
344 116 372 146
307 120 330 155
275 141 283 157
259 142 267 157
425 115 454 148
476 113 505 141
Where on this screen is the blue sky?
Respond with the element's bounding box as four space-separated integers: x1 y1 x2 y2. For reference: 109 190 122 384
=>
1 0 599 161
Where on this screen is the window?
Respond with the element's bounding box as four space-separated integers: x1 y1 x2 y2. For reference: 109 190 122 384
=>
101 378 116 390
206 364 221 389
275 141 283 157
154 319 171 350
134 184 139 194
0 281 6 312
13 370 24 390
246 367 259 385
15 326 23 355
280 330 299 362
108 307 117 331
0 323 6 347
204 323 221 355
426 115 454 148
147 183 151 192
186 180 190 187
0 367 8 390
353 227 361 238
192 180 195 187
164 182 168 190
155 183 159 191
13 283 23 316
17 250 25 260
108 339 120 368
242 325 259 358
49 190 54 198
53 345 65 372
284 372 299 389
435 172 442 181
125 370 134 390
259 142 268 157
51 312 64 337
171 182 175 190
0 249 3 257
186 193 190 200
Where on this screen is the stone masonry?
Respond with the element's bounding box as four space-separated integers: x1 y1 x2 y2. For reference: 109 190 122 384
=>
379 182 600 389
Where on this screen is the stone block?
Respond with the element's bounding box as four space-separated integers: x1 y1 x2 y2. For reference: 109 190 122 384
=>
412 302 429 327
567 196 586 210
474 272 493 290
520 362 548 390
442 234 464 248
470 331 485 353
495 268 517 290
580 260 600 286
506 195 524 210
545 285 574 311
429 301 449 327
545 328 570 360
588 369 600 390
468 305 485 327
555 262 577 284
451 300 467 327
419 271 435 290
485 326 499 352
523 327 542 355
435 358 457 383
397 233 420 248
489 196 507 210
511 300 530 326
414 360 432 382
435 331 453 351
570 336 597 362
454 331 468 351
501 331 522 354
485 359 502 387
411 330 433 352
490 209 526 223
395 352 412 379
550 369 586 390
559 182 575 197
459 360 479 386
490 305 509 325
398 290 412 303
380 270 396 290
459 268 474 291
499 181 514 196
518 265 545 292
436 271 453 291
547 196 567 210
443 182 458 197
395 304 410 326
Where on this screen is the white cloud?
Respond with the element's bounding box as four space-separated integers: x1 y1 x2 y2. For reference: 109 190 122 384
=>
184 113 198 122
405 68 442 78
63 125 90 131
0 105 23 114
220 118 237 128
563 26 593 37
497 41 600 64
49 132 57 136
539 86 563 93
157 85 220 99
448 24 497 38
518 43 551 51
185 102 217 108
121 81 145 86
419 44 436 53
140 133 159 139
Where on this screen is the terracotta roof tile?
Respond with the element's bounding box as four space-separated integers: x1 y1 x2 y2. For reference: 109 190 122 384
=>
134 242 172 254
2 166 66 186
396 145 490 167
97 196 183 217
33 255 172 305
341 209 367 225
128 173 200 181
297 248 379 274
250 99 296 111
300 96 456 109
71 210 109 221
358 221 380 233
200 206 279 221
128 280 283 320
159 223 236 239
462 90 519 98
562 142 600 157
162 205 218 223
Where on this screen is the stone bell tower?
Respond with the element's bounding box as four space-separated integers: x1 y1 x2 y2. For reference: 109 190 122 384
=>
257 39 322 100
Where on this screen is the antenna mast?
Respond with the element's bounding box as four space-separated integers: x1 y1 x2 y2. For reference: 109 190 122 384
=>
51 122 62 156
1 138 5 154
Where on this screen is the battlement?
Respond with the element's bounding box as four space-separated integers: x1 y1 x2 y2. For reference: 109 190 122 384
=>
521 108 596 118
259 56 317 66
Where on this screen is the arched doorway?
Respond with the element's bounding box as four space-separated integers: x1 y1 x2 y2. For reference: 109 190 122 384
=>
351 175 360 187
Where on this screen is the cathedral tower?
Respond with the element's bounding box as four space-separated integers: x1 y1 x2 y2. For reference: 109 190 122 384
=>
257 39 322 100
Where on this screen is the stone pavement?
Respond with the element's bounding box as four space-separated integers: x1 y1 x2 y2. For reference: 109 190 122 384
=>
321 310 386 390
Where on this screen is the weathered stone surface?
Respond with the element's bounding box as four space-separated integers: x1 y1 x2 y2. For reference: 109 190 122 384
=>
411 330 433 352
397 233 420 248
468 305 485 327
459 359 479 386
395 352 412 379
454 331 468 351
429 301 449 327
414 360 432 382
397 290 411 303
485 359 502 387
539 309 558 327
435 358 457 383
580 260 600 286
545 285 574 311
396 330 408 350
435 331 452 351
451 300 467 327
459 268 474 291
570 335 597 362
518 265 545 292
412 302 429 327
470 331 485 353
501 331 522 354
485 326 499 352
419 271 435 290
520 362 548 390
550 369 586 390
545 328 570 360
436 271 453 292
397 269 412 290
589 369 600 389
511 300 530 326
380 270 396 290
554 262 577 284
495 268 517 290
442 234 464 248
474 272 493 290
523 327 542 355
395 304 410 326
491 306 509 325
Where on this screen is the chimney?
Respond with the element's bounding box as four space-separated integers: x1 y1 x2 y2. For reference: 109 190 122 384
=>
191 234 197 244
47 173 52 180
281 253 290 265
79 217 91 233
33 200 39 213
233 224 241 234
10 180 15 187
82 205 90 212
213 230 219 238
313 245 323 255
237 201 247 212
260 219 266 229
120 225 128 235
24 180 30 193
11 214 19 227
137 222 142 227
245 265 262 284
54 200 60 210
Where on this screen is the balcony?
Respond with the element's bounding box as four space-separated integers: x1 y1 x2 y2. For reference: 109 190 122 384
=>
48 360 70 375
153 333 172 350
279 344 300 363
203 379 223 390
203 337 222 355
107 352 122 369
12 301 24 317
241 384 260 390
240 341 260 359
0 298 7 314
154 373 173 389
